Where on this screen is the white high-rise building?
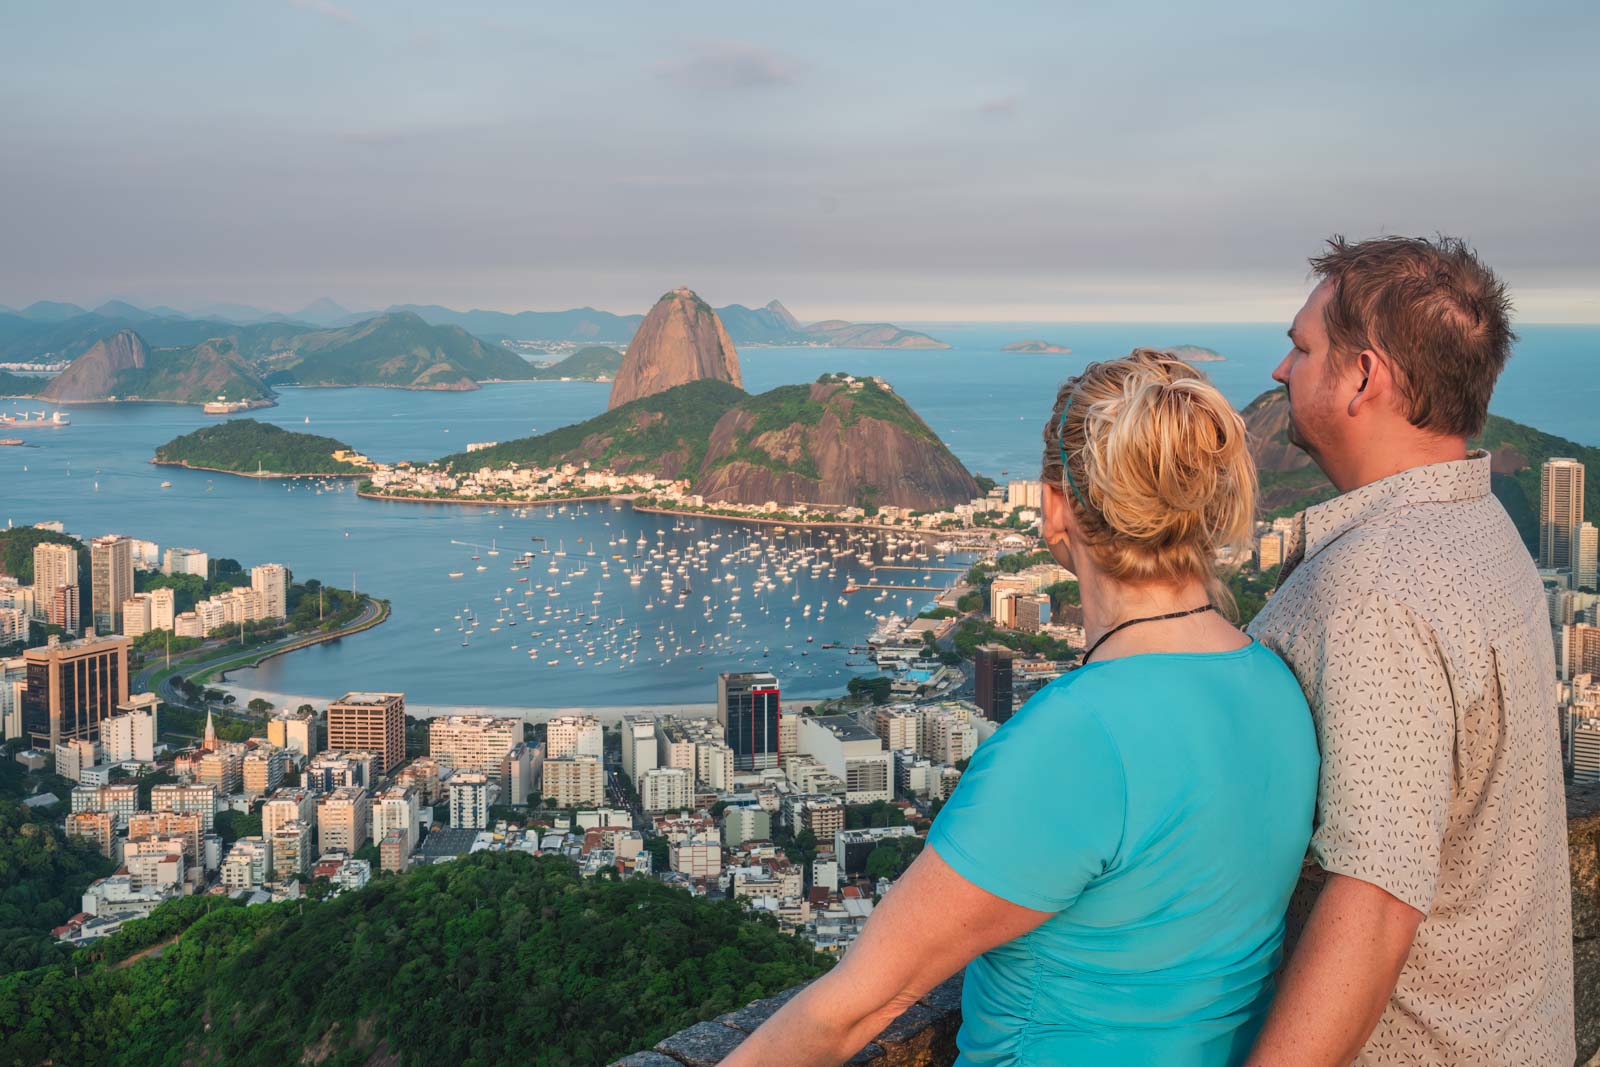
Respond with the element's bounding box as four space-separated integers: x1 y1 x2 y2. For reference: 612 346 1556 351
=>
1572 719 1600 785
103 695 158 762
31 542 77 622
163 547 209 578
121 593 154 638
317 787 370 855
545 714 603 759
639 766 692 813
149 587 176 632
371 787 421 855
429 715 520 779
543 755 604 809
267 710 318 757
1 656 27 740
449 772 491 830
619 715 658 782
251 563 289 620
1577 522 1599 592
90 535 134 634
797 714 893 804
262 788 318 840
1540 458 1585 570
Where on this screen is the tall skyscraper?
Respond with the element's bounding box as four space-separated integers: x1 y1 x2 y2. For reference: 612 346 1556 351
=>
326 692 406 772
974 643 1015 723
31 542 78 623
717 671 781 771
90 535 134 634
251 563 289 620
428 715 519 780
20 633 131 751
48 584 80 636
1576 522 1598 592
1540 458 1584 570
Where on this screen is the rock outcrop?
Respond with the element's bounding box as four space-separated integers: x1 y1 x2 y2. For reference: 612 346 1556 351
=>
692 376 978 510
38 329 148 401
1001 339 1071 353
609 289 743 410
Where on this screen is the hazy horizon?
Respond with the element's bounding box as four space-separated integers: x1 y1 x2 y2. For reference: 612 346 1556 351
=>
4 1 1597 323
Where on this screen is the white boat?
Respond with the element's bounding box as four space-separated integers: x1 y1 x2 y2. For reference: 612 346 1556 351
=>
159 480 172 488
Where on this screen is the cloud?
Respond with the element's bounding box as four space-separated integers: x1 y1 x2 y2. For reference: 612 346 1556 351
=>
655 41 800 92
286 0 358 26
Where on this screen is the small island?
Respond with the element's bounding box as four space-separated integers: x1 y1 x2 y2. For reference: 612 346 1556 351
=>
153 419 373 477
1002 339 1072 354
1164 344 1225 363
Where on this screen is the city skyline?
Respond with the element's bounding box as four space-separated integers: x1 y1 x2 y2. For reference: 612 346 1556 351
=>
4 2 1598 321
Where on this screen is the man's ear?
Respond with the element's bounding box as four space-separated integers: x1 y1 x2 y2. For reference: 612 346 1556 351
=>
1346 348 1391 418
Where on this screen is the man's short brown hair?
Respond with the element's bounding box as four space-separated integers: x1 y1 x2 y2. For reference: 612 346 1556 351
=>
1311 235 1515 437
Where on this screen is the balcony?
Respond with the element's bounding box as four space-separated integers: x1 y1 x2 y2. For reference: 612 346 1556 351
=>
612 782 1600 1067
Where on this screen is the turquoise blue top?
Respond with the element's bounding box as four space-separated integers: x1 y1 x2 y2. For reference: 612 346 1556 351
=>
927 640 1319 1066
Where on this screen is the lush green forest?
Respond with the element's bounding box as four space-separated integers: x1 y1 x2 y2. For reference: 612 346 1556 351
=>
527 346 622 380
440 378 746 474
153 419 366 476
0 754 117 979
0 852 830 1066
0 372 40 397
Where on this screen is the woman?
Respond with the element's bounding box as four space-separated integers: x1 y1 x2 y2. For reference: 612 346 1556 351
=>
724 350 1319 1066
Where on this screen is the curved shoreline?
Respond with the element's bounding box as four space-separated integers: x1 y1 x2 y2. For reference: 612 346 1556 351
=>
151 458 366 480
206 596 390 685
354 487 965 540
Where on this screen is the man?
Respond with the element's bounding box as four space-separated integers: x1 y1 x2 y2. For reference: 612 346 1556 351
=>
1245 235 1573 1066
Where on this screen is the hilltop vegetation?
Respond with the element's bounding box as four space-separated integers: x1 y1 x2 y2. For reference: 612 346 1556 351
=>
442 378 745 479
1243 387 1600 547
0 851 829 1067
527 345 623 380
153 419 367 476
0 372 39 397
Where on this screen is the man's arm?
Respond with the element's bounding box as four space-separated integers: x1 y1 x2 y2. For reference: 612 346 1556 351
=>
720 847 1050 1067
1246 873 1423 1066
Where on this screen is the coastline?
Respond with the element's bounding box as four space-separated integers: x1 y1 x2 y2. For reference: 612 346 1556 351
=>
355 487 970 540
39 396 278 409
151 458 366 480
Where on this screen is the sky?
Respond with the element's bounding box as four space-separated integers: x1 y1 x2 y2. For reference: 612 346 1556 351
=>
2 1 1597 322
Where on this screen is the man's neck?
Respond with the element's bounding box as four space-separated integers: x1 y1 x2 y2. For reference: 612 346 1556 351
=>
1328 433 1468 494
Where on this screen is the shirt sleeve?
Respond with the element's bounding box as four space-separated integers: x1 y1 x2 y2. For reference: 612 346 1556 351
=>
1309 593 1455 914
928 703 1126 913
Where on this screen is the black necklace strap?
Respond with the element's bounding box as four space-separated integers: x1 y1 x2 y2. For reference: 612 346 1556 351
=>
1078 603 1216 666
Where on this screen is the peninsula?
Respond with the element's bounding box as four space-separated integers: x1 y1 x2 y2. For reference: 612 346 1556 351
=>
153 419 371 477
38 330 276 407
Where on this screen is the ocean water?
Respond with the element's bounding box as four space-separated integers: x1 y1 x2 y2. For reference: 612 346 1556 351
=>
1 321 1594 713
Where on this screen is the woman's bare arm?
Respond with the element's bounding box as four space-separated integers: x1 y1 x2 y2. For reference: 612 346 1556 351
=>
720 846 1051 1067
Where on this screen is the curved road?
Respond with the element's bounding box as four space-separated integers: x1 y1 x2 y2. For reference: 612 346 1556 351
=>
132 595 386 711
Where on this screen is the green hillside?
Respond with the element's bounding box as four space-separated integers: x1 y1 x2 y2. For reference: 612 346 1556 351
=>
0 372 39 397
527 345 623 380
153 419 366 475
263 312 539 389
441 378 746 475
0 851 828 1067
1245 387 1600 550
125 342 273 405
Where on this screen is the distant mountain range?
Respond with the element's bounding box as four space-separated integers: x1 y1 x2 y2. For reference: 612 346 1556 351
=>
255 312 538 390
0 296 948 365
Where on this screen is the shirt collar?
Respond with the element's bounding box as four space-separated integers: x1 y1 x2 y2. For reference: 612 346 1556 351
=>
1283 450 1492 576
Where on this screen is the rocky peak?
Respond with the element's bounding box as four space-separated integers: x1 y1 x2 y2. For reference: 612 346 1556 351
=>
38 329 149 401
608 287 743 410
765 299 800 330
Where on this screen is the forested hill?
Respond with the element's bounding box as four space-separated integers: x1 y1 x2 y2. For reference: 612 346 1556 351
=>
0 852 829 1066
527 345 623 380
1243 387 1600 549
153 419 366 475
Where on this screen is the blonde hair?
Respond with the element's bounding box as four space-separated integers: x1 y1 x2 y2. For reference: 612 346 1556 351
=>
1041 348 1256 616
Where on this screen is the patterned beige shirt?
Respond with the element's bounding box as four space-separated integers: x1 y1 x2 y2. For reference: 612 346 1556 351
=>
1248 450 1574 1066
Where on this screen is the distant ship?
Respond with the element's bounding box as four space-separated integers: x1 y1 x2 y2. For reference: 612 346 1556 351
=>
0 410 69 428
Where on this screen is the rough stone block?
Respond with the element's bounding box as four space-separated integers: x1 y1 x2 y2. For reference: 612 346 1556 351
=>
653 1020 746 1067
607 1054 682 1067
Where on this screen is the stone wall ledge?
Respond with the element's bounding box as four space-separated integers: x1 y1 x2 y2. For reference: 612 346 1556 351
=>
619 788 1600 1067
607 973 962 1067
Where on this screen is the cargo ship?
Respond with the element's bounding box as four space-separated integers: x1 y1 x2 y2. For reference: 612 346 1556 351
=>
0 410 70 428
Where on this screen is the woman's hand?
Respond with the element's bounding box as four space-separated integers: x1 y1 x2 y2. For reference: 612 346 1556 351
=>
720 844 1052 1067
